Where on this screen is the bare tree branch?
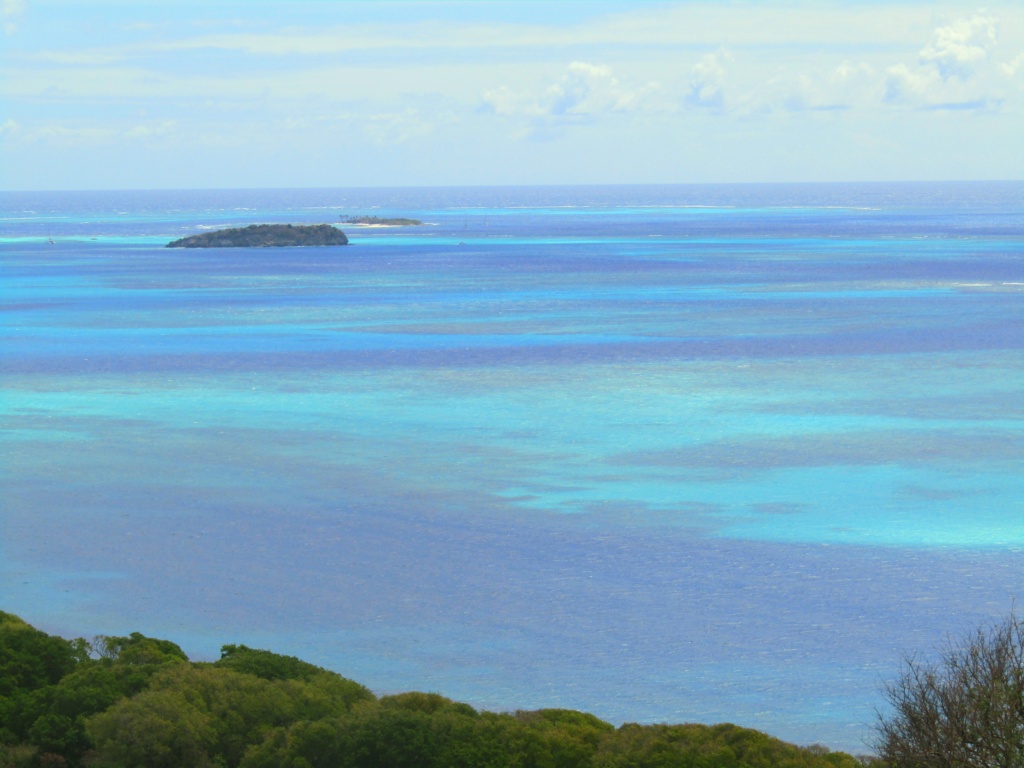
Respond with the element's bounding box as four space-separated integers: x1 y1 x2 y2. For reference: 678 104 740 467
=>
875 612 1024 768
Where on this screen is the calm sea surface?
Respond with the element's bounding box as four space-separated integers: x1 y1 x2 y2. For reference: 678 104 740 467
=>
2 183 1022 753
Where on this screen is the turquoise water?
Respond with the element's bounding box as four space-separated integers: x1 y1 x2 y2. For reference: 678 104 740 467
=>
2 183 1022 753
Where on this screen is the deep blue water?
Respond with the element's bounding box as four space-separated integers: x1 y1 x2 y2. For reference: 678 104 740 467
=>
2 183 1022 754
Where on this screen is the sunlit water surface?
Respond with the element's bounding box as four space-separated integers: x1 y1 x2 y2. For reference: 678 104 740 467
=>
2 183 1022 753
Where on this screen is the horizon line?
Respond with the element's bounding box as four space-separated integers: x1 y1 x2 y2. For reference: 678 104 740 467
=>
4 179 1024 195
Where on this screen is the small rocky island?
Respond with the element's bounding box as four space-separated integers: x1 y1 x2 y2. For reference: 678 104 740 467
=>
167 224 349 248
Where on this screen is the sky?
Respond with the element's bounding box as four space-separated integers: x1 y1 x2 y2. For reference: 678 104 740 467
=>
2 0 1023 190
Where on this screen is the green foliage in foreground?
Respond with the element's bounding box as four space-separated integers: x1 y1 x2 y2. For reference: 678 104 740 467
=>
0 612 868 768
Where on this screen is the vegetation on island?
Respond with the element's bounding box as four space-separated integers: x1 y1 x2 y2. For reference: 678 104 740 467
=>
167 224 349 248
340 215 423 226
1 610 868 768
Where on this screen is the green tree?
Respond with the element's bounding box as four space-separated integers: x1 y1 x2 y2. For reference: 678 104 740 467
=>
239 717 345 768
593 722 861 768
92 633 188 666
86 685 218 768
216 645 328 682
447 711 554 768
514 709 614 768
0 612 87 699
86 662 369 768
4 632 189 765
0 743 38 768
380 691 476 717
1 612 91 752
240 699 486 768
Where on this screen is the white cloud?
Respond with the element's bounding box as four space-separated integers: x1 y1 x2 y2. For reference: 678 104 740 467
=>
919 14 998 80
1001 52 1024 76
880 13 1013 110
884 63 938 105
27 124 117 144
148 5 946 59
5 2 1024 188
663 9 1021 117
361 99 461 146
123 120 177 140
0 118 95 145
686 52 730 110
681 54 878 117
482 61 657 120
549 62 612 115
882 62 995 110
361 109 436 146
3 0 24 35
33 50 124 66
829 61 878 104
546 62 634 115
479 85 536 118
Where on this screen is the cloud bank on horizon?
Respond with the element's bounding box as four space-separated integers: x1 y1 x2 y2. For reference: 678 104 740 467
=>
1 0 1022 189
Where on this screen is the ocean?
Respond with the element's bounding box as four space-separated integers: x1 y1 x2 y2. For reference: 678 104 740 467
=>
2 182 1022 754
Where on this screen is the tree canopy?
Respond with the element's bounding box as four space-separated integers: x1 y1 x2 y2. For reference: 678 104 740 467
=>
166 224 349 248
0 611 865 768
